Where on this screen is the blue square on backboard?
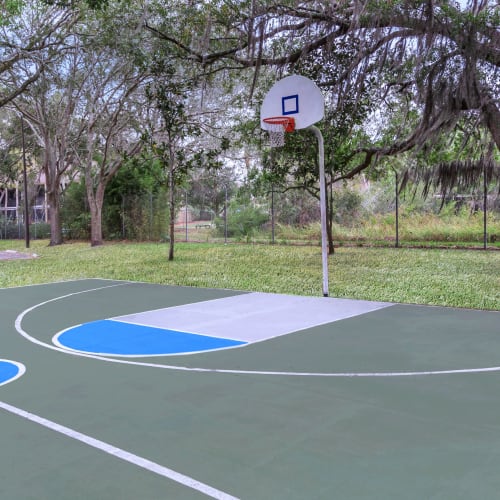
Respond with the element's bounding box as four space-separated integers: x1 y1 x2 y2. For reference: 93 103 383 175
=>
282 94 299 115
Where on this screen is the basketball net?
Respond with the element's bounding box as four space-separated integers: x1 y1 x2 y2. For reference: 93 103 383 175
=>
268 123 286 148
263 116 295 148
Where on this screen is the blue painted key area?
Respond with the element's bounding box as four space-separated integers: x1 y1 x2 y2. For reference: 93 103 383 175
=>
55 320 246 355
0 360 21 385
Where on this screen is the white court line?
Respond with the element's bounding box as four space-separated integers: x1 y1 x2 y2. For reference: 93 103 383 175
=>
0 400 239 500
13 283 500 378
0 277 131 291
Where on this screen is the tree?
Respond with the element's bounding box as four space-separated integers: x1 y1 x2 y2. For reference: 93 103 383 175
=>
145 67 227 259
246 36 376 253
0 111 22 186
13 37 89 245
188 165 237 219
102 155 166 240
399 126 500 203
0 111 40 227
0 0 102 109
145 72 217 258
150 0 500 174
2 1 121 245
74 5 150 246
143 0 234 259
0 3 77 107
80 69 147 247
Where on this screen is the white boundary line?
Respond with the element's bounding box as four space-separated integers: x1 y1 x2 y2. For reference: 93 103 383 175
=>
13 283 500 378
0 360 26 386
0 400 239 500
0 277 132 291
8 282 240 498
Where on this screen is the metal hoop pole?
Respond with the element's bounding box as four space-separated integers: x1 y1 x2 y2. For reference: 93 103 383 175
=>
308 125 329 297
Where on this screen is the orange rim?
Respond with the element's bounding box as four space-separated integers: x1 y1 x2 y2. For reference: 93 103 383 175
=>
263 116 295 133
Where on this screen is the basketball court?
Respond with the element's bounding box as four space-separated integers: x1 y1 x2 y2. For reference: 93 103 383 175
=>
1 278 500 499
1 73 498 499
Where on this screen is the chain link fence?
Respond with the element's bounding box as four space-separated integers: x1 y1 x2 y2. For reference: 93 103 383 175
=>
2 184 499 248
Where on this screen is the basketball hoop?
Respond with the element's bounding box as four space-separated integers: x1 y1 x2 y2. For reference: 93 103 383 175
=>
260 75 328 296
263 116 295 148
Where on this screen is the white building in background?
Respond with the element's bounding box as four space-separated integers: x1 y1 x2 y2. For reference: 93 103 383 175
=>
0 171 48 223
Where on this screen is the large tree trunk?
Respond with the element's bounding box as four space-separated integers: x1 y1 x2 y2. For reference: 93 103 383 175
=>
88 196 104 247
43 148 63 246
89 206 103 247
326 180 335 254
326 211 335 254
87 178 106 247
46 186 63 246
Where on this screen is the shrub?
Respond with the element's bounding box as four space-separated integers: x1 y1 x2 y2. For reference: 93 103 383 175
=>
31 222 51 239
0 219 50 240
215 205 269 238
64 214 90 240
332 188 365 227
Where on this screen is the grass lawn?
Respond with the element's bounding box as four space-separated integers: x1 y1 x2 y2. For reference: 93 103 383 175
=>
0 239 498 310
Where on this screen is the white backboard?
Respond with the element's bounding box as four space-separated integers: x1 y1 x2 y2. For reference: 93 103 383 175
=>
260 75 324 131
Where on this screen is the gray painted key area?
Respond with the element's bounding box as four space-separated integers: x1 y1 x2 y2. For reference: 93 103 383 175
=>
113 292 393 342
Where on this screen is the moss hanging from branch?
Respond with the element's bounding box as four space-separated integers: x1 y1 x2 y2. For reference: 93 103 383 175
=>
399 157 500 207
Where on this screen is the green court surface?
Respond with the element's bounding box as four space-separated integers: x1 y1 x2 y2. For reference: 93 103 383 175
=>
1 279 500 499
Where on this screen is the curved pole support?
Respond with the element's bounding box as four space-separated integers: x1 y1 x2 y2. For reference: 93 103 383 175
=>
308 125 329 297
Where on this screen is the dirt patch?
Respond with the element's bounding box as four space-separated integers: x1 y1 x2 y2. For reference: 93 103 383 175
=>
0 250 38 261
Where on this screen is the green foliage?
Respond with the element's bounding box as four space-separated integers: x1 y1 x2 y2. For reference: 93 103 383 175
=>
104 160 169 241
41 0 109 9
31 222 51 238
0 218 50 239
251 37 378 203
64 213 91 240
106 158 164 200
332 188 364 227
0 150 18 185
115 191 169 241
147 64 196 144
61 181 89 239
82 0 108 9
0 0 22 21
214 204 269 239
0 218 21 239
59 160 171 242
274 189 320 226
188 166 237 217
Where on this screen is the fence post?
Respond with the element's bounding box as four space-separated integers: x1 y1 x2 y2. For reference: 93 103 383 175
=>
224 186 228 244
21 116 30 248
395 170 399 248
483 161 487 249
